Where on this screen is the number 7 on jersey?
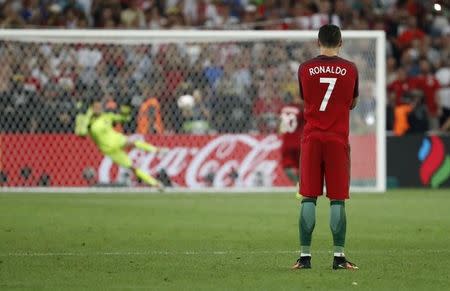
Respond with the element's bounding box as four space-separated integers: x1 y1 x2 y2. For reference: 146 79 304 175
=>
319 77 337 111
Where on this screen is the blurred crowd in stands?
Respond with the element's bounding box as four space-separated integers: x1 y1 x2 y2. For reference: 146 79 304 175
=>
0 0 449 135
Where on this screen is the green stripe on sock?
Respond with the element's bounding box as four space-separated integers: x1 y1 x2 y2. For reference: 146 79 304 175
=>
330 201 346 248
299 199 316 248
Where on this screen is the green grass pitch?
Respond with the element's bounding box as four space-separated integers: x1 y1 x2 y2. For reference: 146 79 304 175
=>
0 190 449 290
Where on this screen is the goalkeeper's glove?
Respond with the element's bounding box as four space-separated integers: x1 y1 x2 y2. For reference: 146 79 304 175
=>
75 108 93 136
120 104 131 115
119 105 132 122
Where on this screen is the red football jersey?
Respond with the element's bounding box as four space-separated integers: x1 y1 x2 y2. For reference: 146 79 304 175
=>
388 78 416 105
411 75 440 116
280 103 304 149
298 55 358 139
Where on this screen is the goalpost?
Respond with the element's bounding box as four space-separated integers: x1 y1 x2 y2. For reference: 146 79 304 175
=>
0 30 385 193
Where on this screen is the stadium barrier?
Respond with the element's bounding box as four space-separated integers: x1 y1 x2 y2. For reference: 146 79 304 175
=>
0 134 375 189
387 135 450 188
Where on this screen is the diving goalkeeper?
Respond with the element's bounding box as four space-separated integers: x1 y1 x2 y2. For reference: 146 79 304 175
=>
76 100 164 189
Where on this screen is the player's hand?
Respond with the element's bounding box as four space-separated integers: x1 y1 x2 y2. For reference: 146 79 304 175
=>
120 104 132 115
121 114 132 122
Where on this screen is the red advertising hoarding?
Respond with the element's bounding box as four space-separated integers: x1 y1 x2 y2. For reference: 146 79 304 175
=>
0 134 375 187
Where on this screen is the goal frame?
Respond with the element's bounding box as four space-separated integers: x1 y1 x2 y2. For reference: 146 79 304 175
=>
0 29 386 193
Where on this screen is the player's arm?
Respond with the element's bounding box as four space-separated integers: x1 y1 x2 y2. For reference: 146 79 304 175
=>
106 112 130 123
109 113 127 122
74 107 93 137
350 97 358 110
298 64 304 100
350 65 359 110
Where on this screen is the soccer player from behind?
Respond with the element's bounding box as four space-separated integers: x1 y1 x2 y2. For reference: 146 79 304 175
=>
292 24 359 270
76 100 165 190
279 94 304 184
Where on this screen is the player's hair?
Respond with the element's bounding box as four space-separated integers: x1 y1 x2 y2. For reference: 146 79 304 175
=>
318 24 342 48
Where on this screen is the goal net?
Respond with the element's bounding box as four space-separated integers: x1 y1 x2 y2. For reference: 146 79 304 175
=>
0 30 385 192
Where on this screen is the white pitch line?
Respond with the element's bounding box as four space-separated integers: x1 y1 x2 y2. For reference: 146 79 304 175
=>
1 249 449 257
2 250 299 257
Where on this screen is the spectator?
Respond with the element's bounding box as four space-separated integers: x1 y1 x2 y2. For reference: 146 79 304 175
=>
182 0 198 26
393 91 428 136
397 16 425 50
406 92 430 134
388 67 414 106
77 44 102 85
20 0 41 24
202 46 223 89
0 1 25 28
144 5 166 29
310 0 340 29
253 66 284 133
436 59 450 129
240 4 258 29
333 0 353 28
63 5 87 28
161 44 187 98
415 36 441 69
92 1 120 27
0 75 14 132
386 57 398 85
0 0 449 137
187 59 210 96
213 59 251 132
179 90 210 134
120 0 145 28
412 59 441 130
137 85 164 135
165 6 185 29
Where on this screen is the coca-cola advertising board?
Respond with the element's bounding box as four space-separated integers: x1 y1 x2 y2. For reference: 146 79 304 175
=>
0 134 375 188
